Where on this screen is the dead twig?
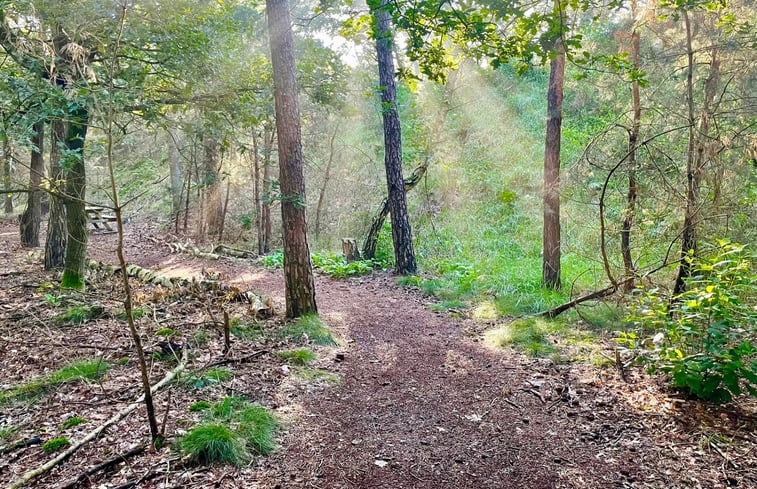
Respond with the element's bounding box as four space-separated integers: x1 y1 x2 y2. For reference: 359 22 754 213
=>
56 443 147 489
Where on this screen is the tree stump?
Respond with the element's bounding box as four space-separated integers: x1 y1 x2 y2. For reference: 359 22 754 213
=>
342 238 361 262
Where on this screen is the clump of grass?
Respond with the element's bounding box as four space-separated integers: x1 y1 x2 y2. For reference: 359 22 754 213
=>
181 367 234 389
60 416 86 430
0 359 109 404
190 401 212 412
54 305 106 325
279 315 335 346
117 307 145 320
276 349 316 366
42 437 70 453
0 425 16 439
485 318 556 356
293 367 341 385
155 327 175 337
179 397 278 466
230 320 265 342
179 424 248 466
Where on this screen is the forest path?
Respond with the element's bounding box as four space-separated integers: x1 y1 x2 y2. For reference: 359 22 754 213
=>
89 232 641 489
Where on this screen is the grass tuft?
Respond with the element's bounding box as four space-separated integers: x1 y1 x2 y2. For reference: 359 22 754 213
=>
42 437 70 453
60 416 86 430
485 318 556 356
293 367 341 385
179 424 248 466
190 401 212 412
181 367 234 389
276 349 316 366
279 315 335 346
54 305 106 325
0 359 109 404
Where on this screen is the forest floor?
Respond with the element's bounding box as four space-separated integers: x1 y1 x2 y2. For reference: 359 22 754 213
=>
1 218 756 489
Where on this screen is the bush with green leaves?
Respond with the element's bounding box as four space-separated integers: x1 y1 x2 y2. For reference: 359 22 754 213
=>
621 242 757 402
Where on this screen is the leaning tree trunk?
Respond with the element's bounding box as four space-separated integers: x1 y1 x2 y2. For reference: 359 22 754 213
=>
362 160 429 260
2 141 12 214
542 36 565 290
20 122 44 247
267 0 317 317
203 137 223 238
45 119 67 269
61 107 90 290
373 0 417 275
674 37 720 295
315 124 338 240
620 5 641 292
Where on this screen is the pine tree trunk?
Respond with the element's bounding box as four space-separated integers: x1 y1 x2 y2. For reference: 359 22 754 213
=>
20 122 44 247
2 141 12 214
267 0 317 317
45 119 67 270
315 125 338 240
373 0 417 275
203 137 223 238
252 130 263 254
168 136 184 228
542 37 565 290
262 125 274 253
61 107 89 290
621 6 641 292
674 27 720 295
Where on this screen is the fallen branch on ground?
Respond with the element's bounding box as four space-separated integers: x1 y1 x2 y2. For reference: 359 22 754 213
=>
56 443 147 489
6 355 187 489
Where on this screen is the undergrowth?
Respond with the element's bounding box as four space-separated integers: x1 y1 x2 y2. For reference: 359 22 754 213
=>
0 359 109 404
279 314 336 346
263 250 387 278
277 349 316 366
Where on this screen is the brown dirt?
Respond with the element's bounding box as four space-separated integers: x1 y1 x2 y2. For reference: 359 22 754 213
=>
1 220 755 488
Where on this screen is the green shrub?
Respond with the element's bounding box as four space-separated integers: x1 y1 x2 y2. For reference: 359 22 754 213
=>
42 437 70 453
280 315 335 346
277 349 316 366
262 251 284 269
179 424 248 466
622 242 757 402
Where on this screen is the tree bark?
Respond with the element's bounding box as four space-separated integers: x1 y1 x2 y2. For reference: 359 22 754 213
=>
542 36 565 290
674 16 720 295
203 136 223 238
45 119 67 269
266 0 317 317
60 106 89 290
620 4 641 292
373 0 417 275
20 122 44 247
2 140 12 214
168 135 184 229
252 130 263 254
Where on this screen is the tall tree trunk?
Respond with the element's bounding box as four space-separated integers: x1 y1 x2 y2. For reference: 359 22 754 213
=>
61 106 89 290
45 119 67 269
542 36 565 290
262 125 274 253
252 130 263 254
621 3 641 292
20 122 44 247
168 135 184 228
373 0 417 275
203 137 223 238
266 0 317 317
674 17 720 295
2 141 12 214
315 124 338 240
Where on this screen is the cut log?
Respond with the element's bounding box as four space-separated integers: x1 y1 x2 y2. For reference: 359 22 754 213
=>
341 238 361 262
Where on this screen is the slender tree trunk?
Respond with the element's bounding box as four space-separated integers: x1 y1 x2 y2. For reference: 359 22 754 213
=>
267 0 317 317
315 124 338 240
20 122 44 247
219 180 230 242
203 137 223 238
674 17 720 294
252 130 263 254
262 125 274 253
168 136 184 228
61 107 89 290
45 119 67 269
373 0 417 275
542 36 565 290
2 141 12 214
621 5 641 292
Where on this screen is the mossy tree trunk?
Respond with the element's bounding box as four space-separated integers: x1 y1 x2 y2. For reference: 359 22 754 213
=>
372 0 417 275
60 106 89 290
20 122 44 247
266 0 317 317
45 119 67 270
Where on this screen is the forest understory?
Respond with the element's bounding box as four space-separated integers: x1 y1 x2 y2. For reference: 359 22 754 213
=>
0 218 755 489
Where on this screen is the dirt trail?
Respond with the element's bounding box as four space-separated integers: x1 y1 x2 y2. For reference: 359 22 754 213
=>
84 233 754 489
